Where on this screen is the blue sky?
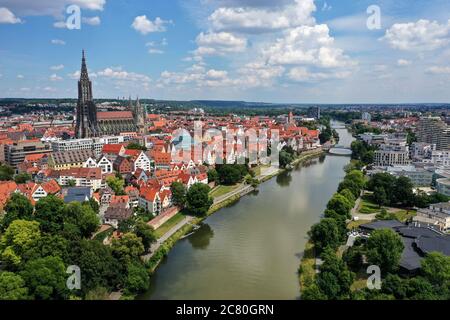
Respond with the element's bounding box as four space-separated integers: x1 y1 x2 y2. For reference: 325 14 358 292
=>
1 0 450 103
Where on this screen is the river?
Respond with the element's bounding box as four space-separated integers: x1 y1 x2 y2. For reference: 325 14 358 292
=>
141 124 354 300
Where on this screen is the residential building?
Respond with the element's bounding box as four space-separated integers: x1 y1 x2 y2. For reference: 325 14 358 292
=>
414 203 450 232
48 149 96 170
416 116 449 151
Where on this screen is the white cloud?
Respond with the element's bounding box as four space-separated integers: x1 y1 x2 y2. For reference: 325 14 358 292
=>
208 0 316 34
0 7 21 24
383 19 450 51
195 32 247 56
82 16 101 26
49 74 63 81
264 24 355 68
97 67 151 82
427 66 450 74
53 20 67 28
17 74 24 79
0 0 105 17
131 15 171 35
43 86 56 92
148 48 164 54
67 71 80 80
50 64 64 71
288 67 350 82
51 39 66 45
397 59 412 66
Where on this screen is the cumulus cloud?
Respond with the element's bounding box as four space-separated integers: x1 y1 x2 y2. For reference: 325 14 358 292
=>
208 0 316 33
131 15 171 35
97 67 151 82
383 19 450 51
264 24 355 68
17 74 24 79
195 32 247 56
0 7 21 24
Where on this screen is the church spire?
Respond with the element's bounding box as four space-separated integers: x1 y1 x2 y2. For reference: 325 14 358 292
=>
80 49 89 81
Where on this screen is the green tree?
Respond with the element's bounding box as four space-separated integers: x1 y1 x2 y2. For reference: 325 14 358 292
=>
124 262 149 294
0 220 41 269
373 186 388 207
421 252 450 286
279 150 295 168
392 176 415 207
216 164 243 185
126 142 147 151
1 193 34 231
34 195 65 234
339 188 356 205
106 176 125 195
24 234 69 263
14 173 32 184
134 221 156 252
308 218 342 254
186 183 213 216
170 182 187 207
0 272 29 300
0 164 14 181
62 202 99 239
207 168 219 183
20 256 68 300
316 248 354 299
366 229 404 273
326 193 353 218
69 239 122 294
111 233 145 264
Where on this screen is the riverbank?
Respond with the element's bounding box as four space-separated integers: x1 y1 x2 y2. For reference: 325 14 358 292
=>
142 148 326 289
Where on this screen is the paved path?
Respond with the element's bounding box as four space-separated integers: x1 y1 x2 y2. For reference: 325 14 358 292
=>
213 184 254 204
351 194 377 221
144 215 194 261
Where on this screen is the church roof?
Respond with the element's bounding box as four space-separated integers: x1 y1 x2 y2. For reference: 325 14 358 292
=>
97 111 134 120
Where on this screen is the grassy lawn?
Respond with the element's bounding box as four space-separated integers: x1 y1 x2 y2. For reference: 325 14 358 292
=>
347 219 372 230
298 241 316 291
154 212 186 238
351 270 369 292
389 209 417 223
209 184 239 198
358 195 381 214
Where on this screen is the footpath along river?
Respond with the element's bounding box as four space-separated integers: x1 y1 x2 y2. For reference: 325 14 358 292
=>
140 123 354 300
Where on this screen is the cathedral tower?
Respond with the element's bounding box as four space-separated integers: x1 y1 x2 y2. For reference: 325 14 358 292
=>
75 50 99 138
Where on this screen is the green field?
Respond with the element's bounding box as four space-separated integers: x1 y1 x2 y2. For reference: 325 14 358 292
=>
358 195 381 214
155 212 186 238
209 184 239 198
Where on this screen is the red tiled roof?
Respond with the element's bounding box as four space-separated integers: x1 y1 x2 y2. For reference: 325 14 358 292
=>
97 111 134 120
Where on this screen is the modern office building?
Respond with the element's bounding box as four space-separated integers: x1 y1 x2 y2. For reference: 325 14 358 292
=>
4 139 52 168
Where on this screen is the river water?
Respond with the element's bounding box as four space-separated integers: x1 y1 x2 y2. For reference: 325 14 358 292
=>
141 124 354 300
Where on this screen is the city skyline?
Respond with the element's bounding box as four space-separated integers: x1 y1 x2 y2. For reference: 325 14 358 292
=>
1 0 450 103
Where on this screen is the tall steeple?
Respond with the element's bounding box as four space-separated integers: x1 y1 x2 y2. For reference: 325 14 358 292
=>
75 50 99 138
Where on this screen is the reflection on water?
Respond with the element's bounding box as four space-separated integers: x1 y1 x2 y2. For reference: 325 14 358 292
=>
276 171 292 187
188 224 214 250
141 126 354 300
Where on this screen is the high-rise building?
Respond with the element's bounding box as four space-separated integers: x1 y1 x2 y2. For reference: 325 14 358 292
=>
308 106 320 120
416 116 449 150
75 50 99 138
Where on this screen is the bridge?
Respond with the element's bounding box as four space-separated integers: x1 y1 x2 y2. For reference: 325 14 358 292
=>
328 144 352 156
